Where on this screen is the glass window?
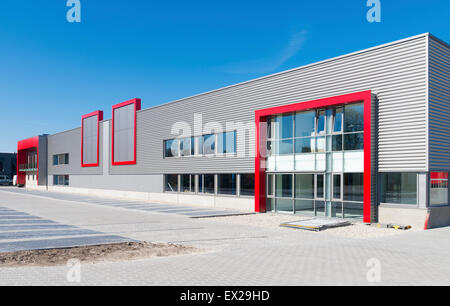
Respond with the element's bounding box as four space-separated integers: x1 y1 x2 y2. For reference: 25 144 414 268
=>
197 136 204 155
316 174 324 199
316 137 326 153
333 174 342 200
344 133 364 151
275 174 292 198
53 155 58 165
332 135 343 151
381 173 417 205
267 174 274 197
180 138 193 157
295 174 314 199
278 139 293 155
204 174 215 194
316 110 325 134
295 199 315 215
295 110 315 137
295 137 313 153
333 107 343 133
276 114 294 139
164 139 179 158
198 175 203 193
64 175 69 186
165 174 178 192
344 103 364 132
267 141 276 156
240 174 254 196
203 134 216 155
218 174 237 195
344 173 364 202
181 174 192 192
430 172 449 206
343 202 363 219
218 131 236 154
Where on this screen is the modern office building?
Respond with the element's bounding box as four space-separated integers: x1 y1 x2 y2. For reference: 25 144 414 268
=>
17 33 450 228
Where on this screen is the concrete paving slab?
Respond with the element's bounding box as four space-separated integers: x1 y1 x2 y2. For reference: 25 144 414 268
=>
0 224 75 231
0 235 135 253
0 229 102 240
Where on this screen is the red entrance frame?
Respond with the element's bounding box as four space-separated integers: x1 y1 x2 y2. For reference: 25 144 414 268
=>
17 136 40 186
111 98 141 166
81 110 104 168
254 90 373 223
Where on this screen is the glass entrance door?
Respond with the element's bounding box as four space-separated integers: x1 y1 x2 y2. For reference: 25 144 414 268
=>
268 173 328 215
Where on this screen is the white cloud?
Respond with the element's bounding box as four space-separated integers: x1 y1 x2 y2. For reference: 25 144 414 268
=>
224 30 307 74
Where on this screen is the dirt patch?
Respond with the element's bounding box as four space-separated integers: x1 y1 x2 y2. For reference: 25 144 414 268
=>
0 242 200 267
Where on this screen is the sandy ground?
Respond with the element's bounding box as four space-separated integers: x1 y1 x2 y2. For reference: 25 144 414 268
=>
207 213 421 239
0 242 201 267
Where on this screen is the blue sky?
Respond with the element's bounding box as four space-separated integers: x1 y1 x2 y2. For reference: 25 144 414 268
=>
0 0 448 152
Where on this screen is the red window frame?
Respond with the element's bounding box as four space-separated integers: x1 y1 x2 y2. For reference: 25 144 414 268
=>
81 110 104 168
111 98 141 166
254 90 373 223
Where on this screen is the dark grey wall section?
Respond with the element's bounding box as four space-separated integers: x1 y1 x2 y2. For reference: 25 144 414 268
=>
82 115 98 165
428 36 450 171
109 34 428 175
38 135 48 186
0 153 17 178
48 127 103 176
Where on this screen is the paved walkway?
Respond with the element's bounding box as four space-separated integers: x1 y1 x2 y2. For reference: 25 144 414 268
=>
0 188 449 286
3 188 251 218
0 205 132 253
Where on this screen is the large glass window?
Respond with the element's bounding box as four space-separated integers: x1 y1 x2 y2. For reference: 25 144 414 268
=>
165 174 178 192
218 131 236 154
333 107 343 133
276 114 294 139
344 173 364 202
204 174 215 194
181 174 193 192
179 137 194 157
275 174 292 198
430 172 449 206
344 133 364 151
164 139 179 158
218 174 237 195
344 103 364 132
381 173 417 205
240 174 254 196
203 134 216 155
295 174 314 199
316 110 326 134
295 111 315 137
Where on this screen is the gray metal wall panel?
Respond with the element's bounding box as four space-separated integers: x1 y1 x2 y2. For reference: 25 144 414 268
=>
38 135 48 186
428 37 450 171
113 104 134 163
108 35 428 175
63 174 163 193
82 116 98 165
48 127 103 176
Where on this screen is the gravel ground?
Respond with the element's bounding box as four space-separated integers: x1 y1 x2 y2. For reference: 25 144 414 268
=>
207 213 422 239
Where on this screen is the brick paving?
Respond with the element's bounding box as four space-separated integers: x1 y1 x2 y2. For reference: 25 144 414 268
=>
0 188 449 285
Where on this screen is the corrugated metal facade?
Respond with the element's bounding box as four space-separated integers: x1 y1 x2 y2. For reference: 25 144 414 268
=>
45 34 448 190
48 127 103 176
428 36 450 171
110 34 429 175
